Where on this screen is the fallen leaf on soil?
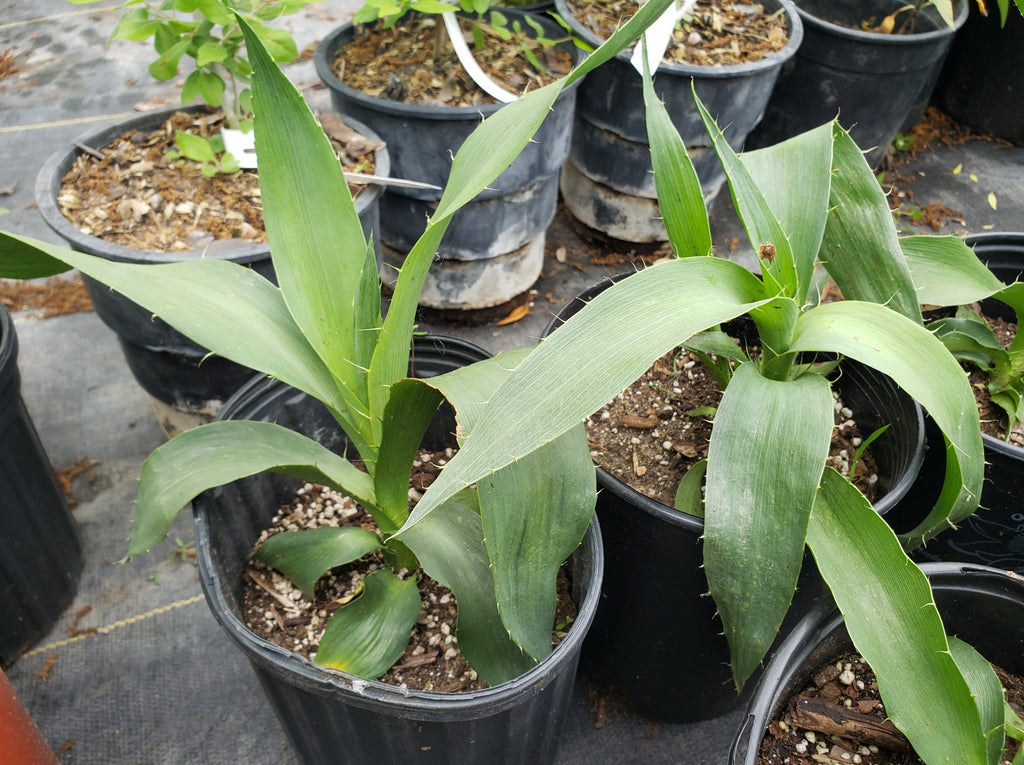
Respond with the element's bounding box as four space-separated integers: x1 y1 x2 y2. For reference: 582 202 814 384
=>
989 191 998 210
619 414 658 429
496 303 530 325
53 457 100 506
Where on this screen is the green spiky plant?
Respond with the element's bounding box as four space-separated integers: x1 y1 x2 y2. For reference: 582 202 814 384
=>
0 1 677 686
375 47 1017 763
926 282 1024 439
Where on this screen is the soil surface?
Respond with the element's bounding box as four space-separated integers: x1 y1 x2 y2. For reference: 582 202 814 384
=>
241 449 579 693
880 107 1005 232
332 14 574 107
758 651 1024 764
565 0 790 65
0 273 92 318
586 345 879 509
57 109 378 253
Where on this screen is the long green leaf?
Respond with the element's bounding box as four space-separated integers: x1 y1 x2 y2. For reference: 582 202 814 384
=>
399 492 535 685
254 526 382 599
387 349 591 662
369 224 447 425
739 122 834 305
900 235 1007 306
790 300 984 547
315 569 422 678
818 124 921 322
242 18 371 418
704 362 834 689
949 637 1007 765
674 458 707 516
807 468 992 765
641 51 711 258
371 0 678 404
128 420 376 558
374 379 444 535
693 85 797 298
476 423 595 663
402 257 773 534
0 231 73 278
375 350 532 528
0 233 358 433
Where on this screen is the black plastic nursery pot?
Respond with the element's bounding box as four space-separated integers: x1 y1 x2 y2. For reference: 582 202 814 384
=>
314 11 582 310
0 304 83 667
745 0 967 167
934 5 1024 145
34 106 388 435
544 273 925 722
191 336 604 764
906 233 1024 574
729 562 1024 764
554 0 802 243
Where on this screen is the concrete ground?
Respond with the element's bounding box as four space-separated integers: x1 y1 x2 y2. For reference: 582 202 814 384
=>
2 0 1023 762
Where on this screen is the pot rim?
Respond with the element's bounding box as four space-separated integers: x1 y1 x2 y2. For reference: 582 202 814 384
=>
33 104 388 266
795 0 968 43
192 335 605 719
314 9 586 121
554 0 804 80
542 270 926 533
729 561 1024 764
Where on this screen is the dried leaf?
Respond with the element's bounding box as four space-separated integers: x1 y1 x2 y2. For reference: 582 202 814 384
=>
496 303 530 325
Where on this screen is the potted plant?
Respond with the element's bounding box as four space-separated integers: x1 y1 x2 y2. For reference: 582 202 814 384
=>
554 0 803 242
540 275 925 722
899 232 1024 573
313 0 585 309
396 50 1007 759
0 4 679 759
730 563 1024 765
745 0 968 167
934 0 1024 144
38 0 389 434
0 302 84 668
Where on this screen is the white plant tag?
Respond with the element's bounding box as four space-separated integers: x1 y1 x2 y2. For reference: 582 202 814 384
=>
221 127 257 169
630 0 697 76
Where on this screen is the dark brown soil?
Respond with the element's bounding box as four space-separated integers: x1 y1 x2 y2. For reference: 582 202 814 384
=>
586 347 879 508
57 109 378 253
332 14 574 107
565 0 790 65
0 273 92 317
758 651 1024 764
241 450 579 693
